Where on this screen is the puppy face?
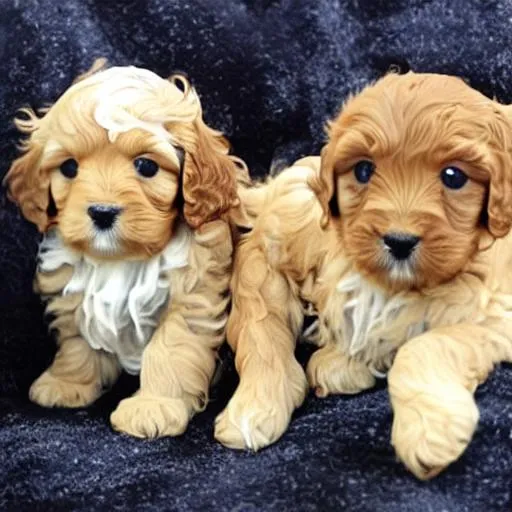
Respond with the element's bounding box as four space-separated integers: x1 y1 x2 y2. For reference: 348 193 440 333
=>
5 63 243 260
46 124 182 258
316 72 512 290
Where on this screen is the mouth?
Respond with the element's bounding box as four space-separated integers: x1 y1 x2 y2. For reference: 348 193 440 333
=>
386 258 416 282
378 244 418 284
89 227 122 257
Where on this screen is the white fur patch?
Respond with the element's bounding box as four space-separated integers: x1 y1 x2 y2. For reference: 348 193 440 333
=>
336 273 425 356
57 65 201 168
38 223 192 374
91 66 198 146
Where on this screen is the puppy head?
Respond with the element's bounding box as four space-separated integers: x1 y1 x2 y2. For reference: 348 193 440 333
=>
4 61 243 259
314 72 512 290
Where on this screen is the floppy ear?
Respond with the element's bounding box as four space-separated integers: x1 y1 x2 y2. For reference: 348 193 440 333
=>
3 111 50 232
181 118 242 229
309 135 337 227
485 106 512 238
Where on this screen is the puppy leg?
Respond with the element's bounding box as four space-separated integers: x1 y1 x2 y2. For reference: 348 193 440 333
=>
306 343 376 397
30 336 120 408
110 314 219 438
111 220 231 439
389 321 512 480
214 242 308 451
30 290 120 407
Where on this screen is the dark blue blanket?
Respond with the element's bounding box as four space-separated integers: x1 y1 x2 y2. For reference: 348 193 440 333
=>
1 1 511 510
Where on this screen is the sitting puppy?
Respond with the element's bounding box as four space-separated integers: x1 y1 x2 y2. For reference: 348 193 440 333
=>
4 60 248 439
215 72 512 479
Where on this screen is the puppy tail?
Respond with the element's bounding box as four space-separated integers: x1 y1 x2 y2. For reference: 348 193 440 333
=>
237 156 321 224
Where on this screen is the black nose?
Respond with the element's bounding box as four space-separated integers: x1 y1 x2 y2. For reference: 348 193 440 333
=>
87 204 122 230
383 232 421 260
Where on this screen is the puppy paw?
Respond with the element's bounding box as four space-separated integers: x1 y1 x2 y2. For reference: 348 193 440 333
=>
214 364 307 450
110 395 190 439
214 396 291 451
29 371 101 408
390 383 478 480
306 345 376 397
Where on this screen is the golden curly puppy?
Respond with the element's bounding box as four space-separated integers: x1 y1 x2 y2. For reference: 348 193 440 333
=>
4 60 248 439
215 72 512 479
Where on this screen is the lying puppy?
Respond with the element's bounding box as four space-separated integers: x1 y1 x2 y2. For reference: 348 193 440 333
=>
4 60 248 439
215 72 512 479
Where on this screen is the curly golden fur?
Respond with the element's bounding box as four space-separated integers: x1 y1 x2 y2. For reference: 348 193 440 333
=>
216 72 512 479
4 60 249 438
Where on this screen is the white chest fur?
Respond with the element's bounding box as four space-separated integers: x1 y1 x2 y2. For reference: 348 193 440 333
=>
38 224 193 374
336 273 427 357
303 272 428 376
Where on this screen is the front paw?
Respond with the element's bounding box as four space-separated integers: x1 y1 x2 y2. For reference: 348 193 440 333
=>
214 395 291 451
214 365 307 451
306 345 376 397
29 371 101 408
390 382 478 480
110 394 190 439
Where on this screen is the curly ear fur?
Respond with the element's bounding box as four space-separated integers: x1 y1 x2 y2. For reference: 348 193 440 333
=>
182 117 242 229
486 105 512 238
309 130 338 228
3 110 49 232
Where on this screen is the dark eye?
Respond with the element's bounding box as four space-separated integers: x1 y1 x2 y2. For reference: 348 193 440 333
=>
134 157 159 178
59 159 78 179
440 166 468 190
354 160 375 184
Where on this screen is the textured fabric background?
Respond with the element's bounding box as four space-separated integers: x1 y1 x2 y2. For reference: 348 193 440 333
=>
0 0 511 510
